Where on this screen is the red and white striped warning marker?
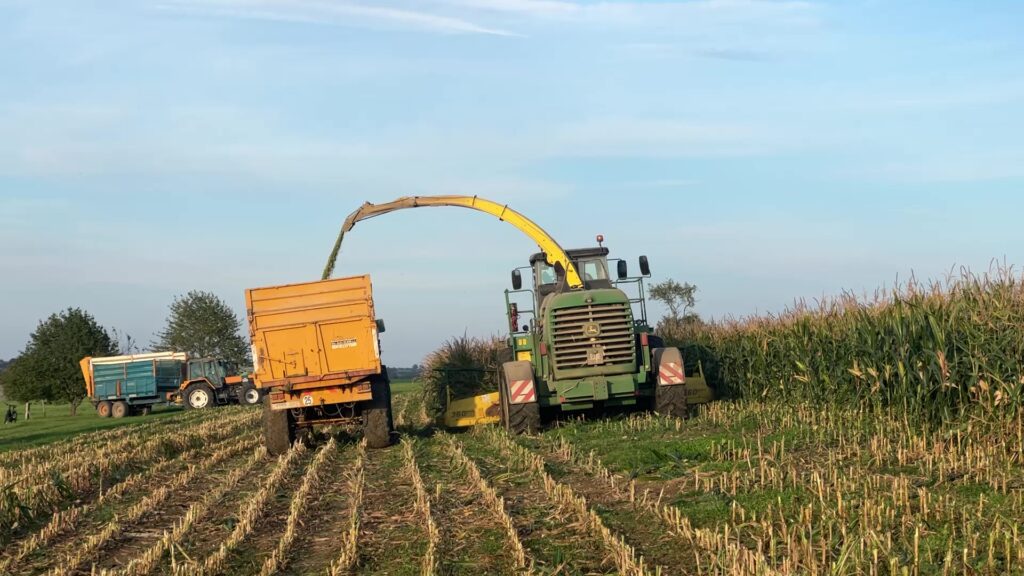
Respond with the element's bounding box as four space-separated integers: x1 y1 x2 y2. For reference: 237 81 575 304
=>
509 379 537 404
658 362 686 385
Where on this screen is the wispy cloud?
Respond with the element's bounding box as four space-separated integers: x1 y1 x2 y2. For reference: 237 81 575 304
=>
158 0 518 36
443 0 817 19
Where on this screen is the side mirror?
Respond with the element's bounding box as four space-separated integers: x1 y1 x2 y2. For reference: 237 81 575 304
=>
639 255 651 276
522 323 530 332
375 319 386 334
511 269 523 290
617 260 628 280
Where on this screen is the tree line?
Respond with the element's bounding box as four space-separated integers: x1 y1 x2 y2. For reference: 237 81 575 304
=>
0 291 249 416
0 279 704 417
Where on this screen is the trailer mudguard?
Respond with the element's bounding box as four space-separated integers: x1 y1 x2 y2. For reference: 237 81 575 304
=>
652 347 686 386
502 361 537 405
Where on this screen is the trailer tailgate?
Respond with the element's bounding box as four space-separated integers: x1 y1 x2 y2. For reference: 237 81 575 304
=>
247 275 382 389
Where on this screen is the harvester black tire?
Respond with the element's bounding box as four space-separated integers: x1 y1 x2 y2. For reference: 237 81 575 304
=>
239 383 261 406
505 402 540 435
96 401 112 418
499 380 540 434
363 379 394 449
184 383 214 410
262 397 294 456
111 401 129 419
655 384 688 418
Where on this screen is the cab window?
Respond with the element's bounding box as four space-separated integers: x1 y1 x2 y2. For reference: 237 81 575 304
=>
534 262 557 285
579 258 609 282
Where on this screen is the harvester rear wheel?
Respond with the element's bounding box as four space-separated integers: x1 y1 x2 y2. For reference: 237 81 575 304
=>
96 401 112 418
363 378 394 449
111 401 129 419
655 384 688 418
262 397 294 456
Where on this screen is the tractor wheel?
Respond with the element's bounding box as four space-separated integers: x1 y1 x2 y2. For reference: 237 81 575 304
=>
363 378 394 449
499 376 540 435
239 383 261 406
184 384 214 410
655 384 689 418
96 401 112 418
262 397 295 456
111 401 129 419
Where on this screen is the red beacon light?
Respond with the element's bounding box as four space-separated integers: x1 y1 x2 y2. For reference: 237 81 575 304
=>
596 234 604 246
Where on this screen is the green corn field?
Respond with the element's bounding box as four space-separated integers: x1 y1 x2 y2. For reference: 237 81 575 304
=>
668 268 1024 421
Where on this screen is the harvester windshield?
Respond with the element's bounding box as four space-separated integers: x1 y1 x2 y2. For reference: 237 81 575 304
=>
578 258 609 282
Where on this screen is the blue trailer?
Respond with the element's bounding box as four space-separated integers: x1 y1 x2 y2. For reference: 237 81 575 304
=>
79 352 187 418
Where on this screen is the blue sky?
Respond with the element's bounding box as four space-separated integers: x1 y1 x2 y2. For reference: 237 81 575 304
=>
1 1 1023 365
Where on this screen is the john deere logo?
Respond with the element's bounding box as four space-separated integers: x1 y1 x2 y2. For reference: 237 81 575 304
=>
583 322 601 337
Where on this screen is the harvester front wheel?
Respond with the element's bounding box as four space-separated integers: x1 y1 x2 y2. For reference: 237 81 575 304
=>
655 384 689 418
96 401 112 418
499 383 540 435
499 361 541 435
262 397 295 456
363 378 394 449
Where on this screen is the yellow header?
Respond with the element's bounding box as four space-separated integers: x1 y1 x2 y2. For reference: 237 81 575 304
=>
322 195 584 289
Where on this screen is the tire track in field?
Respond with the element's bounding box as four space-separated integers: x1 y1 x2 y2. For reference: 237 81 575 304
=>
4 410 260 549
353 441 424 576
88 437 263 574
5 432 258 576
150 445 307 576
417 436 523 576
527 436 698 575
279 440 359 576
216 442 332 575
460 430 616 576
481 429 654 576
33 435 259 576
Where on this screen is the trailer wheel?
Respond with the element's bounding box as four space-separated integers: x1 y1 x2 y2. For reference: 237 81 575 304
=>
655 384 689 418
363 378 394 449
140 405 152 416
96 401 112 418
262 397 294 456
111 401 129 419
239 383 261 406
184 384 214 410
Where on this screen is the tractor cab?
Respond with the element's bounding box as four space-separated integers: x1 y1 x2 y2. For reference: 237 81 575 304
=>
186 358 234 385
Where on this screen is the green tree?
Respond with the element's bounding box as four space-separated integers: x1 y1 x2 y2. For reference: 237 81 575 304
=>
649 279 699 321
649 279 703 343
153 291 249 365
0 308 118 415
